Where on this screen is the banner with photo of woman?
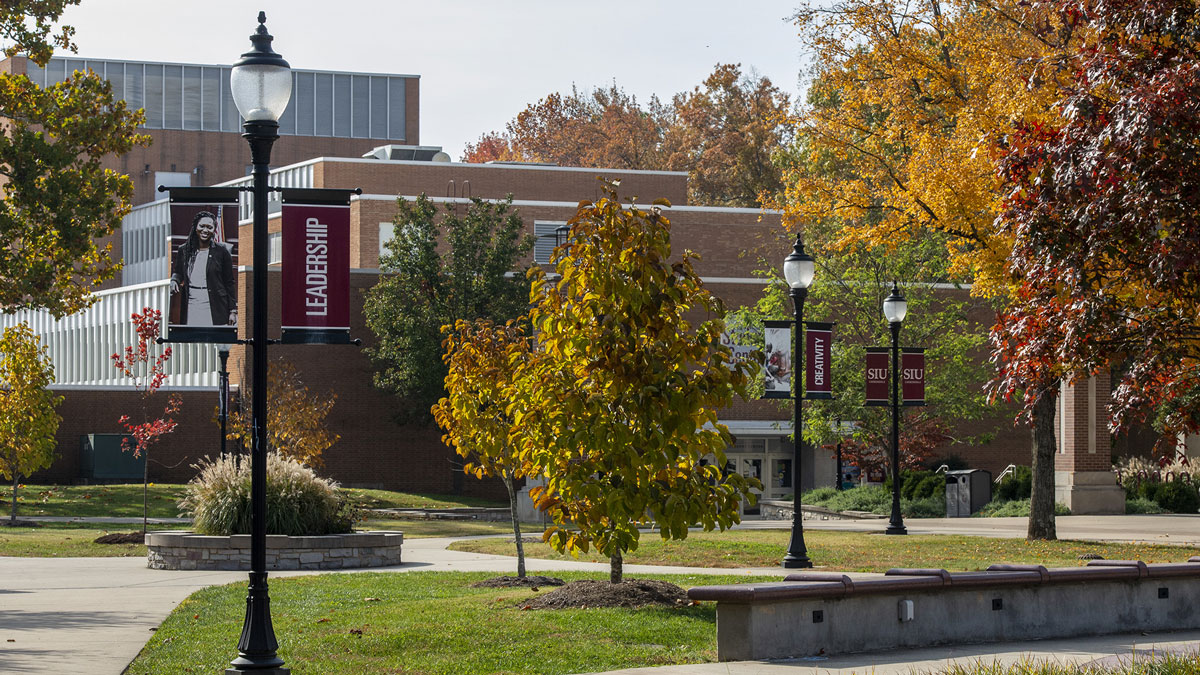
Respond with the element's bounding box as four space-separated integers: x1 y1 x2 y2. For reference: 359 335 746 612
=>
763 320 793 399
165 188 241 343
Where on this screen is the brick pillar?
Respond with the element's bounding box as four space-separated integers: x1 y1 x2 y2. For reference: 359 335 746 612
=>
1054 373 1125 514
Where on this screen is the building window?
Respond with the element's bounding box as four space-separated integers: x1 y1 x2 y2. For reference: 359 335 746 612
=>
268 232 282 265
534 221 567 264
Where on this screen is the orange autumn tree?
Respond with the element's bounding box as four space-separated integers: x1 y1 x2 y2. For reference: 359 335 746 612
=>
783 0 1079 539
226 359 339 469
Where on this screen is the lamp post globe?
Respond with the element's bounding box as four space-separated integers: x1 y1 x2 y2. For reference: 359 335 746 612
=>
884 282 908 536
782 234 814 568
227 11 292 675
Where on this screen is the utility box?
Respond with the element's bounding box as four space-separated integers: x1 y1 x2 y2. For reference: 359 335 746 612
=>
946 469 992 517
79 434 142 481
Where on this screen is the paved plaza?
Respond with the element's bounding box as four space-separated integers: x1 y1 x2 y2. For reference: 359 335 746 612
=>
1 514 1198 674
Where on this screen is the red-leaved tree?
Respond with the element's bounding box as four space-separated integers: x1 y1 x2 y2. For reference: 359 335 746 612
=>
991 0 1200 454
111 307 181 533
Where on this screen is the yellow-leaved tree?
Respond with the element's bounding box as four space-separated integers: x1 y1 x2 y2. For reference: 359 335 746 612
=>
0 323 63 524
432 318 535 579
783 0 1078 539
508 183 759 584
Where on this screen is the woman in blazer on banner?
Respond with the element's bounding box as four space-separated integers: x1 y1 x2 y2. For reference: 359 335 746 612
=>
170 210 237 326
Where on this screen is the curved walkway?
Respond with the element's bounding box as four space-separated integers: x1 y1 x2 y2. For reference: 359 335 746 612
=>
1 514 1198 674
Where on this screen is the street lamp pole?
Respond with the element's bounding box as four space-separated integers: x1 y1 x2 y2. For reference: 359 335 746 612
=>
782 234 815 569
218 345 230 460
228 11 292 674
883 283 908 536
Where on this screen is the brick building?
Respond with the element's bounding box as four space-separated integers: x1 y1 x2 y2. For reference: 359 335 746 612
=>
0 54 1133 511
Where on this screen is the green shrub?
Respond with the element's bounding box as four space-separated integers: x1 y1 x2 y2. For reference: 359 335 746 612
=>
1152 481 1200 514
801 487 837 505
994 466 1032 502
1125 497 1166 514
180 453 355 536
973 498 1071 517
902 495 946 518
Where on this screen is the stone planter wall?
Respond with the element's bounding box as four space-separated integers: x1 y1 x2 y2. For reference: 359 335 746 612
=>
759 500 885 521
146 530 403 571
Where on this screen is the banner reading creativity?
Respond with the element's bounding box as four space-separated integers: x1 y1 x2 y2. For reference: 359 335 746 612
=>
280 189 353 344
165 187 241 344
804 322 834 400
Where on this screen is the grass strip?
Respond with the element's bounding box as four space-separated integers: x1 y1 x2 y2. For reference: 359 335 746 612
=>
450 530 1200 572
127 570 745 675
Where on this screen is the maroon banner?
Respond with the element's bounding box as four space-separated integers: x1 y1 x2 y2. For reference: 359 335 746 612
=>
804 322 834 400
281 189 353 344
902 348 926 406
865 348 889 406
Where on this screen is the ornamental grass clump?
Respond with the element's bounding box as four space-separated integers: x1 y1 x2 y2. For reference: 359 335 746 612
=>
180 453 353 536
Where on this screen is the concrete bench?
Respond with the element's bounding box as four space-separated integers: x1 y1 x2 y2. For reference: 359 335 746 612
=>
687 557 1200 661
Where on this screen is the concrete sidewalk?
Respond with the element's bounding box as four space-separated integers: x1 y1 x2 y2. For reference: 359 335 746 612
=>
1 514 1198 674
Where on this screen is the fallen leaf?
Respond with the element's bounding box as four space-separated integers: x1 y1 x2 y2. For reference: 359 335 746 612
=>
317 618 330 623
363 597 380 602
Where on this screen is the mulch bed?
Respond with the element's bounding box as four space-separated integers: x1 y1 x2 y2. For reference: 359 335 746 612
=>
521 579 690 610
472 575 565 589
93 532 145 544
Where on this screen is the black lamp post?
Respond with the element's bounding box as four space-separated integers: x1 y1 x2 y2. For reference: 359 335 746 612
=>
227 11 292 674
883 282 908 536
218 345 230 460
781 234 815 569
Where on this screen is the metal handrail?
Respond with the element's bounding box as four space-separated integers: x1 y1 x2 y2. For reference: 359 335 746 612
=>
995 463 1018 484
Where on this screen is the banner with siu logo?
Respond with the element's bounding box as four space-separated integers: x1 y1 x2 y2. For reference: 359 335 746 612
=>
865 348 890 406
804 322 834 400
281 189 354 344
901 348 926 406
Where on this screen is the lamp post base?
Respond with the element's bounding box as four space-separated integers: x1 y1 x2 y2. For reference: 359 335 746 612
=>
226 669 290 674
782 554 814 569
885 524 908 535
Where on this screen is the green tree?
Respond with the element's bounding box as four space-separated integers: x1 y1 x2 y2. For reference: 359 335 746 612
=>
0 322 62 524
433 319 535 579
511 183 758 583
1 0 148 316
363 194 534 425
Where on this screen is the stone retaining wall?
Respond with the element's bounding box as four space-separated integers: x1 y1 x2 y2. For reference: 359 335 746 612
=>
146 530 403 571
759 500 885 521
689 558 1200 661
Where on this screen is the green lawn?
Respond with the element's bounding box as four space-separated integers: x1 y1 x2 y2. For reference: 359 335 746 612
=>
1 484 505 520
127 570 740 675
1 483 190 519
451 529 1200 572
0 521 189 557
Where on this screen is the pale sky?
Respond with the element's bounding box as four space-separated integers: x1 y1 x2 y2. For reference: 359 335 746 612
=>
58 1 807 159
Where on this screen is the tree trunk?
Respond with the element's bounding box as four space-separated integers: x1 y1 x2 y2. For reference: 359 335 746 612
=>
1029 387 1058 541
503 474 525 579
10 471 18 524
142 451 149 535
610 550 623 584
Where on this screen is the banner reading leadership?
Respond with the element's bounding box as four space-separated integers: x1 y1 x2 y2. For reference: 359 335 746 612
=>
281 189 354 344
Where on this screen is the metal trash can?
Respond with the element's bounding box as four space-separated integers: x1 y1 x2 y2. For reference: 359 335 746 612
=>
945 469 992 517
